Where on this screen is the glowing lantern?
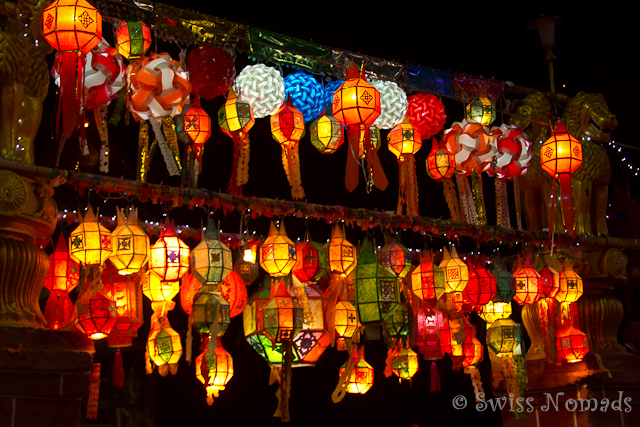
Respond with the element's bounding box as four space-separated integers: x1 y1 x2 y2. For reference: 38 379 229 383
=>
426 138 456 181
149 219 190 282
487 318 522 356
109 207 149 275
44 236 80 330
477 301 512 325
262 280 303 343
463 256 496 307
414 307 444 360
512 254 542 305
293 241 327 283
378 234 411 279
333 61 387 193
369 79 407 129
353 239 400 323
411 250 445 302
176 98 212 174
43 0 102 138
102 265 144 348
334 301 359 340
219 271 248 318
195 338 234 405
114 21 151 60
309 114 344 154
259 221 296 277
290 283 330 365
406 93 446 139
339 348 374 394
191 220 233 285
328 224 357 277
491 258 516 303
462 335 484 368
180 273 202 315
539 264 560 299
440 315 467 358
382 304 410 339
439 246 469 294
69 204 112 266
540 119 583 236
76 291 118 340
147 322 182 376
270 99 306 199
556 326 589 363
466 96 496 126
192 291 231 337
391 347 419 381
218 89 255 195
142 270 179 303
293 329 330 365
387 118 422 216
556 260 583 303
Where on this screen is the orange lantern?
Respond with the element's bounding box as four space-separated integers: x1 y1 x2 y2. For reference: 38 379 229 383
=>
333 61 387 193
219 270 248 318
114 21 151 60
556 260 583 303
270 98 306 199
512 254 542 305
540 119 583 236
69 205 112 266
378 234 412 279
387 118 423 216
196 338 234 405
177 98 212 174
426 138 456 181
43 0 102 138
44 236 80 330
391 347 420 382
334 301 359 340
556 326 589 363
76 291 118 340
180 273 202 315
109 207 149 275
462 335 484 368
149 219 190 282
262 280 303 343
339 347 374 394
147 320 182 376
102 265 144 348
439 246 469 294
328 224 357 277
259 221 296 277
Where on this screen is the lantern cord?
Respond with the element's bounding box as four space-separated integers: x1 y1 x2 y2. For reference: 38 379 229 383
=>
514 177 523 230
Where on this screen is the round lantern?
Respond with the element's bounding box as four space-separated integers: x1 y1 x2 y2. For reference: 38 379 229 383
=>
114 21 151 60
328 224 357 277
190 219 233 285
109 207 149 275
512 254 542 305
556 326 589 363
180 273 202 315
293 241 327 283
219 270 248 318
234 64 285 118
186 46 235 100
69 204 112 266
262 280 303 343
284 71 324 123
339 350 374 394
196 338 234 405
309 114 344 154
149 219 190 282
411 250 445 301
466 96 496 126
391 347 419 381
477 301 512 325
142 270 180 303
369 79 407 129
76 291 118 340
378 234 411 279
439 246 469 294
556 260 583 303
406 93 447 139
322 80 344 114
259 221 296 277
147 323 182 375
486 318 522 356
176 99 212 146
426 138 456 181
102 265 144 348
463 256 496 307
489 124 532 179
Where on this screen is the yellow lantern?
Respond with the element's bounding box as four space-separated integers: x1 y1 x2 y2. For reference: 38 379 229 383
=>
310 114 344 154
328 224 357 277
477 301 512 325
149 219 190 282
391 347 420 382
190 219 233 284
259 221 296 277
262 280 303 343
439 246 469 293
339 347 374 394
195 338 234 405
142 270 179 303
147 321 182 376
334 301 359 339
465 96 496 126
556 259 583 303
109 207 149 275
69 204 112 265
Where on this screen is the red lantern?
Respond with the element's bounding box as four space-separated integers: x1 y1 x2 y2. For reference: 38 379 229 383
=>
43 0 102 138
44 236 80 330
219 270 248 318
539 264 560 299
462 335 483 368
378 234 412 279
186 46 235 100
556 326 589 363
102 265 144 348
196 338 234 405
414 307 444 360
406 93 447 140
270 98 306 199
293 241 327 283
513 254 542 305
462 256 496 307
426 138 456 181
76 291 118 340
178 98 211 174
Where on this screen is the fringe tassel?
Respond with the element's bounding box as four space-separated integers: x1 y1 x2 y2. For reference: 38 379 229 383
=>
442 178 462 222
86 363 101 420
384 347 394 378
137 120 150 182
331 347 358 403
471 171 486 225
150 118 180 176
495 179 511 228
112 349 124 389
94 106 110 173
430 361 441 392
397 156 419 217
465 366 485 401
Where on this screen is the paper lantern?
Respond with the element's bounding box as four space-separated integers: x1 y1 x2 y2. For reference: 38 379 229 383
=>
369 79 407 129
353 239 400 323
76 291 118 340
489 124 532 179
109 207 149 275
477 301 512 325
147 323 182 375
539 264 560 299
191 220 233 284
180 273 202 315
491 258 516 303
149 219 190 282
466 96 496 126
192 291 231 337
262 280 303 343
426 138 456 181
406 93 447 139
378 235 411 279
339 350 374 394
247 332 301 366
196 338 234 405
440 315 467 358
382 304 410 339
259 222 296 277
284 71 324 123
439 246 469 294
290 283 330 365
69 204 112 266
234 64 285 118
328 225 357 277
540 119 583 236
556 260 583 303
309 114 344 154
176 99 212 147
322 80 344 114
556 326 589 363
142 270 179 303
334 301 359 339
414 307 444 360
102 265 144 348
443 120 496 175
186 46 235 100
43 0 102 137
44 236 78 330
463 256 496 307
462 335 484 368
512 254 542 305
293 241 327 283
391 347 419 381
219 270 248 318
387 118 422 216
411 250 445 301
293 330 330 365
114 21 151 60
270 99 306 199
487 318 522 356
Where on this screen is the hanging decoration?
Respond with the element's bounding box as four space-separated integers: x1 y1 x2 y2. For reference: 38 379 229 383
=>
414 306 444 364
538 261 560 299
195 338 234 405
477 301 512 326
405 93 447 140
378 233 411 279
180 273 202 315
387 118 422 216
487 318 522 356
439 246 469 308
175 97 212 181
465 96 496 126
69 204 112 266
309 114 344 154
333 61 387 193
512 254 542 305
410 250 445 303
219 271 248 318
186 46 235 100
283 71 324 123
75 271 118 340
540 119 583 237
382 303 410 342
234 63 285 118
114 21 152 60
147 319 183 376
462 255 496 308
270 98 306 199
290 281 330 365
491 257 516 303
109 207 149 275
292 240 327 284
259 221 297 277
333 300 359 350
390 346 419 382
556 259 583 303
262 278 303 341
190 219 233 285
369 79 407 129
218 88 255 195
338 346 374 394
425 138 460 222
44 236 80 330
149 219 190 282
556 326 589 363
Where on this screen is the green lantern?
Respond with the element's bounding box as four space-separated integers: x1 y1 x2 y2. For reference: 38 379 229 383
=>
491 258 516 303
486 318 522 356
391 347 419 381
465 96 496 126
190 219 233 285
354 239 400 323
309 114 344 154
382 303 410 339
192 291 231 337
246 332 301 366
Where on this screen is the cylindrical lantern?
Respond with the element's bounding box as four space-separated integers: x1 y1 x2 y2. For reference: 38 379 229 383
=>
149 219 190 282
466 96 496 126
411 250 445 301
334 301 359 339
477 301 512 326
414 307 444 360
69 205 112 266
328 224 357 277
109 207 149 275
142 270 179 303
259 221 296 277
539 264 560 299
147 322 182 375
190 219 233 284
387 118 422 216
512 254 542 305
192 292 231 337
309 114 344 154
382 304 410 339
486 318 522 356
114 21 151 60
556 326 589 363
44 237 79 329
491 258 516 303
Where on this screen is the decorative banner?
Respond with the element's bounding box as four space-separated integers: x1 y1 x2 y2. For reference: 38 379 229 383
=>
453 74 506 103
331 49 404 83
404 65 454 97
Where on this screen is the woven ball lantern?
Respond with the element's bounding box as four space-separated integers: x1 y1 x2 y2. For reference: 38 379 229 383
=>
147 322 182 376
234 64 285 119
114 21 151 60
339 348 374 394
309 114 344 154
486 318 522 356
391 347 419 381
102 265 144 348
463 256 496 307
195 338 234 405
556 326 589 363
378 234 411 279
292 241 327 283
328 224 357 277
406 93 447 139
284 71 324 123
477 301 512 326
369 79 407 130
259 221 296 277
186 46 235 100
439 246 469 294
411 250 445 302
191 219 233 285
76 291 118 340
44 236 80 330
219 270 248 318
466 96 496 126
426 138 456 181
149 219 190 282
109 207 149 275
556 260 583 303
69 204 112 266
512 254 542 305
262 280 304 343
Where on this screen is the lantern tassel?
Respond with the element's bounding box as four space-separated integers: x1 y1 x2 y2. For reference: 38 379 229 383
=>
345 125 361 192
94 106 110 173
186 312 194 364
284 144 305 200
112 349 124 388
384 347 393 378
495 178 511 228
138 120 150 182
442 178 462 222
430 361 441 392
471 170 487 225
276 341 293 422
149 118 180 176
60 51 82 138
86 363 101 420
559 174 576 237
397 156 419 217
331 347 359 403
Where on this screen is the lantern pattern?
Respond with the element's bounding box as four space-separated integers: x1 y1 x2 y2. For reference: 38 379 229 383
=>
391 347 419 381
143 270 179 304
414 307 444 360
219 271 248 318
309 114 344 154
540 119 583 236
44 236 80 330
293 241 327 283
149 219 190 282
259 221 296 277
556 326 589 363
334 301 359 340
147 321 182 376
462 256 496 307
369 79 407 129
196 338 234 405
76 291 118 340
466 96 496 126
556 260 583 303
512 254 542 305
102 265 144 348
439 246 469 294
175 98 212 175
378 235 411 279
328 225 357 277
333 62 387 193
426 138 456 181
284 71 324 123
406 93 447 139
263 280 304 343
290 283 330 365
191 219 233 284
339 350 374 394
234 64 285 119
186 46 235 100
539 264 560 299
109 207 149 275
487 318 522 356
115 21 151 60
411 250 445 302
192 291 231 337
69 204 112 266
270 99 306 199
